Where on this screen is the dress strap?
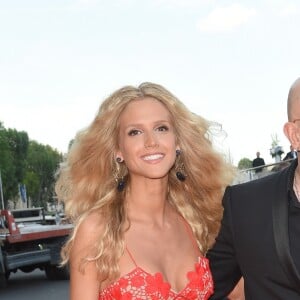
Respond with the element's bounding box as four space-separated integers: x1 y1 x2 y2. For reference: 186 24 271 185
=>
180 216 201 255
126 247 138 267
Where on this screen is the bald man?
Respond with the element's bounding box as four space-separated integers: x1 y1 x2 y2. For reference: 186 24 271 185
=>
207 78 300 299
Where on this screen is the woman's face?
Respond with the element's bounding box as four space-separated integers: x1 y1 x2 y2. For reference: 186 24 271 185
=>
117 97 177 181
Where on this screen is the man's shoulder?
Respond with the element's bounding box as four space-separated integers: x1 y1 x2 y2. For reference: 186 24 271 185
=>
231 167 288 193
226 162 295 204
222 172 284 214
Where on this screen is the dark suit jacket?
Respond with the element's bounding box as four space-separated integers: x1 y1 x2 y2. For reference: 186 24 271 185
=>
207 160 300 299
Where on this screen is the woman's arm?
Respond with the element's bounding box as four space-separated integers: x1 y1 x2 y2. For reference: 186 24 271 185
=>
207 186 242 299
69 214 102 300
228 278 245 300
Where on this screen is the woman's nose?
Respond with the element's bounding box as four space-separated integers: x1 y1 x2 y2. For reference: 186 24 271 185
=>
144 133 158 149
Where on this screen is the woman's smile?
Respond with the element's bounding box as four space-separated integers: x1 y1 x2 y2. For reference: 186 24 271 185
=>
141 153 165 162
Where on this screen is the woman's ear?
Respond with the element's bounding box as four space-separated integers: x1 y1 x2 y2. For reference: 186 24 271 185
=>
284 122 300 151
115 151 123 162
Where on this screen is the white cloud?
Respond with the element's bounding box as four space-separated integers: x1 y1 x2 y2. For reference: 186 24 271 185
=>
197 3 257 33
69 0 100 10
75 0 99 4
153 0 211 7
279 4 300 16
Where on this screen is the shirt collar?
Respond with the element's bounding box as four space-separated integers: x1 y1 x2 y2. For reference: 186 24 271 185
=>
287 159 300 207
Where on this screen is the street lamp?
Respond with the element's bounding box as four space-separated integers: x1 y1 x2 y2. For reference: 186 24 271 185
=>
0 169 4 210
0 127 5 209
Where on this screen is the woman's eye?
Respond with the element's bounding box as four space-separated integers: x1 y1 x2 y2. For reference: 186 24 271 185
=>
157 125 169 132
128 129 140 136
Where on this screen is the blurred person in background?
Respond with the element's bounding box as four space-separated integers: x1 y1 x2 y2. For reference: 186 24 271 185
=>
252 151 265 173
283 144 298 161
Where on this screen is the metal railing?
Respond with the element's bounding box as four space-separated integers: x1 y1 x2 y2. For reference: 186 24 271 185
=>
234 158 294 184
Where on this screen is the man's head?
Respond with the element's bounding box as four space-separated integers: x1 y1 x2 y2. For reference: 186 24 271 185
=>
287 77 300 122
283 77 300 156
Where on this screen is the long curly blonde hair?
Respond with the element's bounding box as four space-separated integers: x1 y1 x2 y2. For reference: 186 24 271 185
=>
55 82 234 283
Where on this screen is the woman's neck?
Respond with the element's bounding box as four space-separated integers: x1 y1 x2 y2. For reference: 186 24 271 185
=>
125 178 172 225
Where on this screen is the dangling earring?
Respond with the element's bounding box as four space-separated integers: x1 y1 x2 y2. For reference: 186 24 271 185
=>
115 157 126 191
175 149 186 181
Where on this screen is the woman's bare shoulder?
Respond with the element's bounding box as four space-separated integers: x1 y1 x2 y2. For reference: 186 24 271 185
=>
76 211 105 239
69 211 105 299
71 210 106 255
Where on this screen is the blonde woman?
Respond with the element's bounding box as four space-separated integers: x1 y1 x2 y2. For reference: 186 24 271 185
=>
55 82 233 300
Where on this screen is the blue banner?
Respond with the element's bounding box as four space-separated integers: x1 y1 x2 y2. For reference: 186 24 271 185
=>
19 184 27 203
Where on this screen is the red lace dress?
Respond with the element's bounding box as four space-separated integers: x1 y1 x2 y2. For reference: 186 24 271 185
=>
99 222 214 300
99 255 213 300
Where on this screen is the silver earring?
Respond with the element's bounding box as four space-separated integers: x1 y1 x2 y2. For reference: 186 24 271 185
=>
116 157 123 163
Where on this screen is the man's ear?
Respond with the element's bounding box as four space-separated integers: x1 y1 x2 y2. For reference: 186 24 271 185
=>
284 122 300 150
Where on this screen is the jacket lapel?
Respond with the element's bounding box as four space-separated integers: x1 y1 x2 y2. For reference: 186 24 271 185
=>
272 162 300 291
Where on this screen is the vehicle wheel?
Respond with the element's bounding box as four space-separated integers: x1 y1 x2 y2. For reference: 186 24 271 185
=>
0 273 8 288
5 271 10 280
45 264 69 280
20 266 35 273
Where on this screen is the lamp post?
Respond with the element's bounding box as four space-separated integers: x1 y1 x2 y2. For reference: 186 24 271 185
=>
0 127 5 210
0 170 4 210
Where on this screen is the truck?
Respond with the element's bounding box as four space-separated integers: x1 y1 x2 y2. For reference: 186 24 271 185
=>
0 207 73 287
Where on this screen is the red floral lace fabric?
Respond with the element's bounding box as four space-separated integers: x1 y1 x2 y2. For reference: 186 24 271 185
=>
99 256 213 300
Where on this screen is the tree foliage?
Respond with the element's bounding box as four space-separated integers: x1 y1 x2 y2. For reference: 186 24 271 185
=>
0 124 29 206
237 157 252 170
0 122 63 209
25 141 62 207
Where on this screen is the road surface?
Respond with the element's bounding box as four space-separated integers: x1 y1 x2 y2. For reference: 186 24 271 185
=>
1 269 69 300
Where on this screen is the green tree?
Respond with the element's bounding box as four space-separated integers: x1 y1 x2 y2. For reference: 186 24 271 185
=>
0 124 29 207
23 170 40 207
0 124 14 208
0 121 63 209
238 157 252 170
25 141 63 208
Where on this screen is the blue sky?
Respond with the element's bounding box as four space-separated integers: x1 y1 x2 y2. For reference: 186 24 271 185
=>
1 0 299 165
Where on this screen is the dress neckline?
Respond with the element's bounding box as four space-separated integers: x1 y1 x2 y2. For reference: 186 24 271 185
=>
100 256 209 296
